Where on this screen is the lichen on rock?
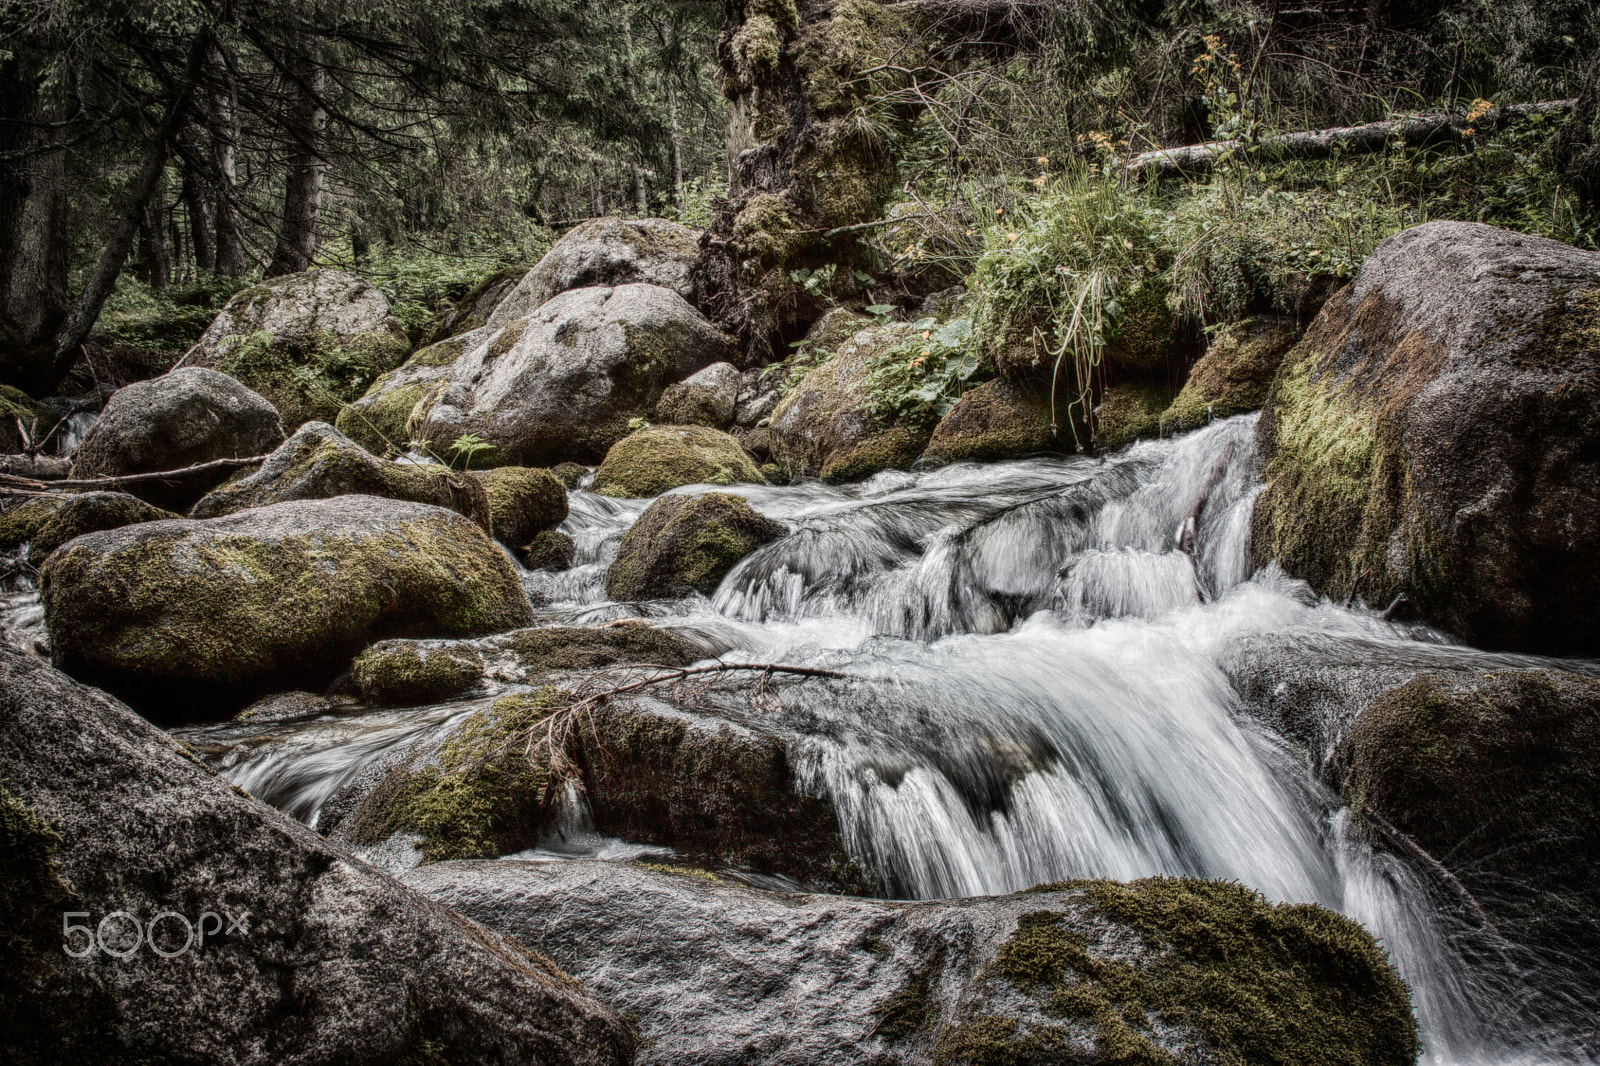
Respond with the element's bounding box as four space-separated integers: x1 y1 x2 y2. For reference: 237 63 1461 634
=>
25 492 177 566
592 424 766 498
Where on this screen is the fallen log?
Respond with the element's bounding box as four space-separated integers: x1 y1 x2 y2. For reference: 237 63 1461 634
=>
0 454 73 480
1126 99 1575 179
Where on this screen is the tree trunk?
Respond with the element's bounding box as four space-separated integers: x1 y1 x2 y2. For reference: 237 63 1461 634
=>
265 47 328 278
691 0 923 363
208 44 248 277
182 159 216 273
1549 50 1600 210
136 181 172 292
666 79 686 217
0 43 69 393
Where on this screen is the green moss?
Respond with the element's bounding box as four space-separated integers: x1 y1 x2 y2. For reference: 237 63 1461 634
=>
593 425 766 497
1160 319 1299 436
475 466 568 546
484 318 528 361
873 945 946 1041
0 498 64 553
522 529 575 571
335 378 436 455
1095 383 1174 450
379 687 565 862
498 621 700 673
925 380 1055 462
632 861 723 882
822 424 928 481
731 14 782 89
217 328 411 430
733 194 805 265
981 877 1417 1066
407 335 472 369
1103 283 1178 375
549 462 586 488
606 492 785 600
933 1016 1074 1066
26 493 177 566
0 385 51 453
351 641 485 705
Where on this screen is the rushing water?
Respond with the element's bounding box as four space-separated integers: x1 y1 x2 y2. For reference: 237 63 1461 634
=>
126 414 1593 1063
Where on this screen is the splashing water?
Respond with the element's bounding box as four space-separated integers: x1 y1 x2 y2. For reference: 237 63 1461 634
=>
169 415 1596 1064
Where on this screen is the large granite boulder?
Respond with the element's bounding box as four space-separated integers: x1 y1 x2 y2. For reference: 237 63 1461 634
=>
592 424 765 498
0 647 634 1066
333 327 490 456
657 361 741 427
768 322 933 481
419 284 737 466
40 496 533 715
606 492 785 601
406 860 1418 1066
69 367 286 511
24 492 177 566
180 269 411 430
1253 221 1600 654
924 379 1056 462
486 217 700 330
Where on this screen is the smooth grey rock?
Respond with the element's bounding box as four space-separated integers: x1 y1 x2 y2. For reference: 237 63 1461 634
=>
487 217 700 329
182 268 407 367
69 367 285 510
420 283 737 465
656 361 741 427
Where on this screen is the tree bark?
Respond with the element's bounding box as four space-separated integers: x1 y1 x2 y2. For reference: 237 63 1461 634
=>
265 46 328 277
136 180 172 292
207 43 248 277
181 155 216 273
1549 50 1600 209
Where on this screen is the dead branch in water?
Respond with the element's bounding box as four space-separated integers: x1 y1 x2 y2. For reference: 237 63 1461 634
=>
0 454 270 497
1358 804 1499 937
1178 441 1235 556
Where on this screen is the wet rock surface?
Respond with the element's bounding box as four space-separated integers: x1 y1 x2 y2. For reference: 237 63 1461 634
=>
606 491 785 600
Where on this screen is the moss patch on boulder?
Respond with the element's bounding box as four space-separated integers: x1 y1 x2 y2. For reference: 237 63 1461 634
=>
1103 282 1181 376
352 641 487 705
333 332 479 455
0 385 52 453
606 492 785 601
524 530 575 571
26 492 177 566
924 379 1056 462
593 425 766 498
216 328 411 431
550 462 587 488
476 466 568 547
1159 318 1299 436
0 498 65 553
1094 382 1174 450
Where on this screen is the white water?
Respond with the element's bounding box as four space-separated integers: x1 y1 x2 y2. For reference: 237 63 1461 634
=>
158 415 1594 1063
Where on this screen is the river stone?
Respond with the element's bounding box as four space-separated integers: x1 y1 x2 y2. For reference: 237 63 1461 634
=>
417 266 527 346
1160 316 1299 436
0 497 65 552
476 464 569 548
768 322 933 481
592 424 765 497
1329 669 1600 1007
924 379 1056 462
1253 221 1600 654
333 326 491 455
657 361 741 427
25 492 177 566
525 528 576 570
487 217 700 330
734 364 787 427
606 492 785 601
180 268 411 431
69 367 286 511
404 859 1417 1066
40 495 534 716
1094 382 1173 450
419 283 738 466
0 647 634 1066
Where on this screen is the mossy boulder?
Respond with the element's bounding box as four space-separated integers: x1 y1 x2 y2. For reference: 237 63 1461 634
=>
182 269 412 431
418 283 738 466
606 492 785 601
1330 669 1600 996
486 217 700 330
768 321 933 481
0 497 65 553
25 492 177 566
416 266 527 347
1102 280 1181 375
69 367 286 511
40 495 534 717
333 326 489 456
0 384 52 453
592 424 766 498
1094 382 1175 450
351 640 487 705
476 465 568 547
0 646 635 1065
1159 317 1299 436
524 529 575 571
656 361 741 427
1253 221 1600 654
550 461 587 488
923 379 1056 462
405 862 1417 1066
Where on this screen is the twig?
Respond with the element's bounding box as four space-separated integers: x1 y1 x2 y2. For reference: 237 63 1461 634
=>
1359 804 1498 936
1178 442 1236 556
0 454 270 496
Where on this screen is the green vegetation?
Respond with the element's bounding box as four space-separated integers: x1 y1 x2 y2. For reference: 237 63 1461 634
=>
215 328 411 431
351 642 486 705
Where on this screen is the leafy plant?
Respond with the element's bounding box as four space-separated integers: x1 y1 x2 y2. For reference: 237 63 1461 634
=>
864 315 983 428
447 433 495 469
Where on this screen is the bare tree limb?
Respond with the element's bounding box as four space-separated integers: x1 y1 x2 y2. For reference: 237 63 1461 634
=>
0 454 269 497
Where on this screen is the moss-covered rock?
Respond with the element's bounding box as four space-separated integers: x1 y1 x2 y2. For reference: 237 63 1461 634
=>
182 269 412 432
923 379 1057 462
41 495 534 717
0 384 52 453
550 462 587 489
524 529 576 571
416 266 527 347
1159 317 1299 436
1094 382 1175 450
1102 280 1181 375
0 498 64 553
592 424 766 498
351 641 487 706
768 322 934 481
25 492 177 566
656 361 741 427
1253 221 1600 654
476 465 568 547
1330 669 1600 995
606 492 785 600
333 327 487 456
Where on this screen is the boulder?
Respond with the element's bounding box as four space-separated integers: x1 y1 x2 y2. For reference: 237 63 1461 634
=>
180 269 411 431
0 383 52 453
0 497 65 553
334 326 490 456
525 529 576 571
1093 382 1173 450
69 368 286 511
417 266 527 346
486 217 700 330
924 379 1056 462
734 364 787 427
606 492 785 600
550 461 588 488
406 860 1418 1066
350 640 487 706
1159 316 1298 435
0 647 634 1066
419 284 738 466
25 492 177 566
1253 221 1600 654
1329 669 1600 998
235 690 339 724
40 495 534 716
768 323 932 481
592 424 766 498
657 361 741 427
477 464 569 548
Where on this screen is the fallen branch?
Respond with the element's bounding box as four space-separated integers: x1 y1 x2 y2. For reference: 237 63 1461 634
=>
1178 441 1235 556
0 454 270 497
1125 99 1575 179
0 455 73 481
1359 804 1498 937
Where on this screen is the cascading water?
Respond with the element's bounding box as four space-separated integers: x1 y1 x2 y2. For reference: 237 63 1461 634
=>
153 414 1595 1064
